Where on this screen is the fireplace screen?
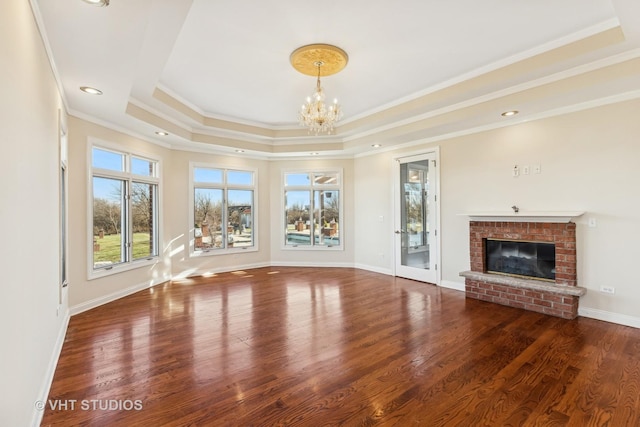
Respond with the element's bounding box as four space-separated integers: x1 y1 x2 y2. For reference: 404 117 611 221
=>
485 239 555 281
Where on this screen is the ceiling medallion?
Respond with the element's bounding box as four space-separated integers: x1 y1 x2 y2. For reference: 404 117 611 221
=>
291 44 348 135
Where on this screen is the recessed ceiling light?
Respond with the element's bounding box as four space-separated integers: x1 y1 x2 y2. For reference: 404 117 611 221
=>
501 110 519 117
371 144 382 148
80 86 102 95
82 0 110 6
155 131 168 136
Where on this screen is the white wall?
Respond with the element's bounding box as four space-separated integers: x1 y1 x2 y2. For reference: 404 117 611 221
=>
354 98 640 324
0 2 69 425
352 154 396 274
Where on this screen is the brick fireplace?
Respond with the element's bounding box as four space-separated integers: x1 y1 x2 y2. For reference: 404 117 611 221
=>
460 214 587 319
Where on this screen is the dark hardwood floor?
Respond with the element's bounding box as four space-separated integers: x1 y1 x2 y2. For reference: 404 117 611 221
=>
42 267 640 426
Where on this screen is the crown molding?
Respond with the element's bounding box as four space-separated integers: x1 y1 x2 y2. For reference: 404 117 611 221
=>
29 0 70 115
68 109 172 149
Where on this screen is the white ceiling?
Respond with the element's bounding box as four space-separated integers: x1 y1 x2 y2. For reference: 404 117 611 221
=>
33 0 640 157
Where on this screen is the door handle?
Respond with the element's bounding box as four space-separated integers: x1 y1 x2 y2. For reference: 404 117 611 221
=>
394 230 406 234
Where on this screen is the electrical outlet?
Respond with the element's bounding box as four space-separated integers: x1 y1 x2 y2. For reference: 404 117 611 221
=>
523 165 530 175
600 286 615 294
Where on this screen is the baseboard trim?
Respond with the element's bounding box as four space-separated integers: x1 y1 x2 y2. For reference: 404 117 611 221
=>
31 308 70 427
440 280 465 292
172 262 271 280
270 261 355 269
70 274 171 316
578 307 640 329
352 263 393 276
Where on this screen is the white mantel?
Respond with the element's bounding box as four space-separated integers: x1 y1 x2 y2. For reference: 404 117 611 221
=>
461 211 584 223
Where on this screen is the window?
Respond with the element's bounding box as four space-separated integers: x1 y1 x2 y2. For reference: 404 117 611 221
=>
60 162 67 286
59 116 68 296
191 165 256 254
284 170 342 248
90 146 159 275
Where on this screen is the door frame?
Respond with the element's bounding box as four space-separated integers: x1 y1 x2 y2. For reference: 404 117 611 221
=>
392 147 441 285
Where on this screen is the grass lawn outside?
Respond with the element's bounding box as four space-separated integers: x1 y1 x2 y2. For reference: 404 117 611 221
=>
93 233 152 266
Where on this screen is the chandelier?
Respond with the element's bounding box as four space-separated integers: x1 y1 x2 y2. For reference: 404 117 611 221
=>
291 44 348 135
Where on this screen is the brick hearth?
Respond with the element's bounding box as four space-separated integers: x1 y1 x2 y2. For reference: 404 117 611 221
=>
461 220 587 319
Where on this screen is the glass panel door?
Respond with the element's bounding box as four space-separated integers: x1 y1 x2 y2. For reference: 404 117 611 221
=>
395 153 437 283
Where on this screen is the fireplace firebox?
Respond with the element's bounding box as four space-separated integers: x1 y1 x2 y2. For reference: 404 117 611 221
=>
485 239 555 281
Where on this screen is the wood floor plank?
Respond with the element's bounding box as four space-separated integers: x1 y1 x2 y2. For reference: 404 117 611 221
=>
41 267 640 426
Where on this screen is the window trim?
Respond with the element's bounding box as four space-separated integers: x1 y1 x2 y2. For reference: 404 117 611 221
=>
87 139 162 280
189 162 259 257
281 168 344 251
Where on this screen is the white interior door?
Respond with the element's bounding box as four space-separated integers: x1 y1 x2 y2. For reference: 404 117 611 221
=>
394 152 438 283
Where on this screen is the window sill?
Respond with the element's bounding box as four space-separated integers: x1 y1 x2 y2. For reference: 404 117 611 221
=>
282 245 344 251
88 257 159 281
190 246 259 258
